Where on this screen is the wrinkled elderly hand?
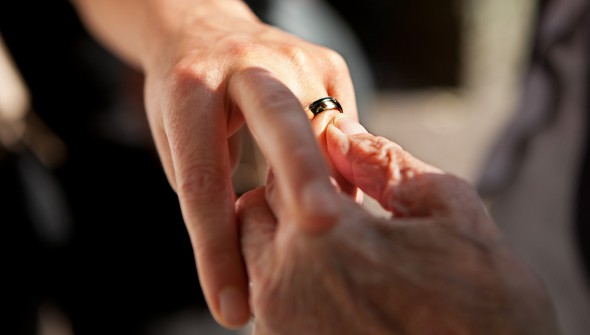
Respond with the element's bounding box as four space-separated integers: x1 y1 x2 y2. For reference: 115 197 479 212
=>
236 115 560 335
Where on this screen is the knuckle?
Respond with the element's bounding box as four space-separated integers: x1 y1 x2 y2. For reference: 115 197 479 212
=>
280 44 310 68
324 49 349 72
355 135 404 165
167 64 208 109
376 136 404 154
227 39 258 59
170 57 220 94
164 59 220 126
171 59 204 86
177 163 226 202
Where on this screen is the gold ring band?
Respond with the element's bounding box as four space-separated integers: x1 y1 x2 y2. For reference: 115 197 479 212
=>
305 97 343 116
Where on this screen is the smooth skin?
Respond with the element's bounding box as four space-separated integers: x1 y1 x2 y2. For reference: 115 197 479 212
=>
70 0 357 328
236 115 560 335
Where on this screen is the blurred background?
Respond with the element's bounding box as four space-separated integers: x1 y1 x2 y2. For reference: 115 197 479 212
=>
2 0 589 334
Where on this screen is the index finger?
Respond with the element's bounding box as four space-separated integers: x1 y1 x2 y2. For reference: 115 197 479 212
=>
228 67 339 233
164 81 249 328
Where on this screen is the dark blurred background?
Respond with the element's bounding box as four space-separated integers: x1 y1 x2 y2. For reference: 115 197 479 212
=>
326 0 463 89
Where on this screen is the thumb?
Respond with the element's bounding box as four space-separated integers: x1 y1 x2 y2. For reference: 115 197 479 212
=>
326 116 472 218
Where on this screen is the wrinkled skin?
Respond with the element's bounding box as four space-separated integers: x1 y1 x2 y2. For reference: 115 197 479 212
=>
236 115 560 335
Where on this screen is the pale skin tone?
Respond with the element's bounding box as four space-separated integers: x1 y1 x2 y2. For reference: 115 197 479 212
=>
71 0 357 328
69 0 560 331
236 114 561 334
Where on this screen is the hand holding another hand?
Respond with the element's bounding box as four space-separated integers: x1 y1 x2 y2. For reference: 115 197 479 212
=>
75 0 359 325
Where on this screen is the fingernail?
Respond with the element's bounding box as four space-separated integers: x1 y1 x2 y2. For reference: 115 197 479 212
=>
333 114 367 135
219 287 249 327
302 180 340 221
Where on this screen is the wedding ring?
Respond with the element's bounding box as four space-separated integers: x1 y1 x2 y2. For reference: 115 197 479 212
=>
305 97 343 117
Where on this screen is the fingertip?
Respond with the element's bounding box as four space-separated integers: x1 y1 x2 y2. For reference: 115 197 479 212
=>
326 123 352 169
216 286 251 329
310 109 343 135
325 115 367 157
326 120 347 144
333 114 367 135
